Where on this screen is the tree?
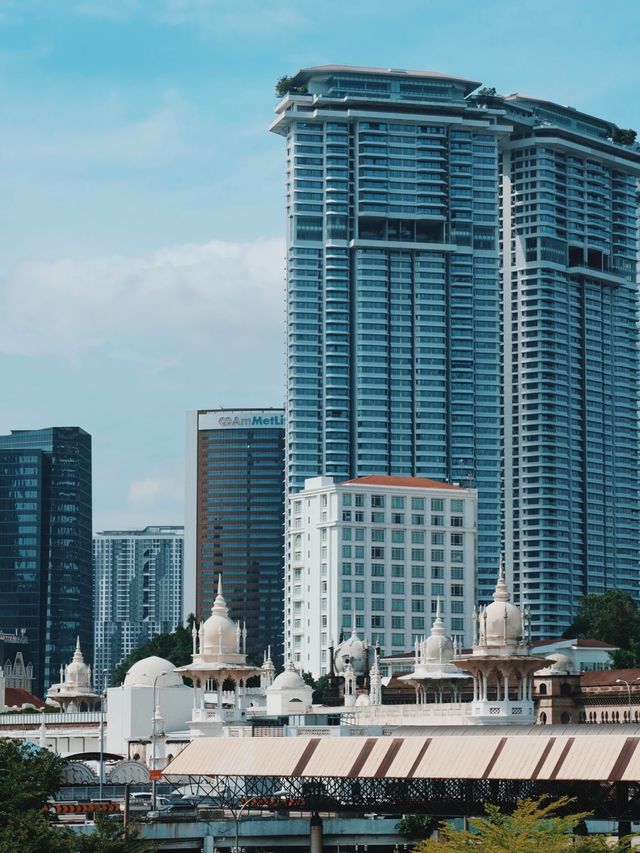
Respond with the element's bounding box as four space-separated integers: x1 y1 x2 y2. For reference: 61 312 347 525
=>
563 590 640 665
78 814 156 853
111 618 196 685
476 86 497 97
396 813 438 841
0 739 65 825
413 796 631 852
612 128 637 146
275 75 307 97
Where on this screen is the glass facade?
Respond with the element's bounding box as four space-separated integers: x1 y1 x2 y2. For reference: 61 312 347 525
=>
0 427 92 695
191 410 285 665
500 97 640 637
272 67 504 599
93 526 184 690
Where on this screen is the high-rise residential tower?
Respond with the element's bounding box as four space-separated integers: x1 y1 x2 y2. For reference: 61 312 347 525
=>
0 427 92 695
497 94 640 637
272 66 640 637
184 408 285 664
93 525 184 689
271 66 506 599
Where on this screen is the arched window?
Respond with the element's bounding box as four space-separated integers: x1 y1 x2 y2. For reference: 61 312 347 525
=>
538 683 547 696
539 712 547 724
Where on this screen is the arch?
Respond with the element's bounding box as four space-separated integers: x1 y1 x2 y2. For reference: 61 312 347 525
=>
107 760 150 784
538 683 547 696
539 712 547 724
60 762 99 785
560 712 571 724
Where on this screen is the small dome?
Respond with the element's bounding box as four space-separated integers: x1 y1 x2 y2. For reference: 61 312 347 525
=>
65 637 92 687
483 565 522 646
423 602 454 664
271 661 306 690
123 656 183 688
202 577 240 657
334 626 368 675
540 653 574 675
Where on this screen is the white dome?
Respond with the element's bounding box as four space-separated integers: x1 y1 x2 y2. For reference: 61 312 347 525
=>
538 653 574 675
202 581 239 656
483 569 522 645
271 661 306 690
423 602 454 664
334 627 368 675
65 638 92 687
123 656 183 688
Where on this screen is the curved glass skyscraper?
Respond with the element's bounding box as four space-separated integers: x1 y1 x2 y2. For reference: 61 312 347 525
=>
271 66 505 600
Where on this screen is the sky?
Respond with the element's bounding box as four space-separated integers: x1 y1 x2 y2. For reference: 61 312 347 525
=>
1 0 639 531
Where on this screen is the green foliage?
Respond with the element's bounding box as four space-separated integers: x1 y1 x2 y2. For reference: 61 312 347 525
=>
477 86 497 97
0 739 65 826
414 796 590 852
78 814 156 852
413 796 636 852
564 590 640 664
111 617 195 685
275 75 307 97
613 128 637 145
0 810 76 853
396 813 438 841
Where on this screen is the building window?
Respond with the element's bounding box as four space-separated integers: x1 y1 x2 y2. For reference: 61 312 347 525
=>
371 600 385 612
371 615 385 628
412 600 424 612
411 497 425 510
391 599 404 612
431 583 444 596
412 513 425 525
371 529 385 542
432 532 444 544
431 499 444 511
431 515 444 526
371 563 385 576
450 499 464 512
371 495 385 507
451 516 464 528
391 581 405 594
391 530 405 543
392 616 405 629
342 493 352 507
371 511 385 523
411 617 425 630
451 584 464 597
371 580 385 594
355 493 364 507
392 564 405 577
391 547 405 560
371 546 384 559
431 549 444 562
391 496 405 509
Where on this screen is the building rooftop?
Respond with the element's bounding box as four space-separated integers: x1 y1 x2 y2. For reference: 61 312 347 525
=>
291 65 481 90
531 637 618 650
580 669 640 688
341 475 467 491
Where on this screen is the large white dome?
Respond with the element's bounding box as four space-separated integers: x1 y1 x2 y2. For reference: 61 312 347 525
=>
123 656 183 688
202 581 239 656
65 637 92 687
423 605 454 664
483 570 522 645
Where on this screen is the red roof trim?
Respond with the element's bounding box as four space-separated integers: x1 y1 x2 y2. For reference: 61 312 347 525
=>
340 475 466 491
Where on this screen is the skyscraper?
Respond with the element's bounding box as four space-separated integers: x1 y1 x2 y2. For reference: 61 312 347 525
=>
271 66 504 599
93 525 184 689
184 408 285 663
272 66 640 636
498 94 640 637
0 427 92 694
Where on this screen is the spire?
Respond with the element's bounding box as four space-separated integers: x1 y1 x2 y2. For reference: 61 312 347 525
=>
211 574 229 617
492 556 510 603
431 598 444 635
72 636 84 664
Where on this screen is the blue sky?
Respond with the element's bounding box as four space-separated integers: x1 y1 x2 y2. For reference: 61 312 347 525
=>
1 0 639 530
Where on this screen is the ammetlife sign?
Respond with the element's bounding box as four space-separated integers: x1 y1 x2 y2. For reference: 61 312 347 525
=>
198 409 284 431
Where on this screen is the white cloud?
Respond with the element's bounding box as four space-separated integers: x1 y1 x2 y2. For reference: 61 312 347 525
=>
128 473 181 506
0 235 285 361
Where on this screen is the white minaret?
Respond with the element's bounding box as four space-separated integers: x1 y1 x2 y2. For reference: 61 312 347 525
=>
369 653 382 706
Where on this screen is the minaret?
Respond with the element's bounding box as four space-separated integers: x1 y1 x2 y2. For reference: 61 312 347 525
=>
369 653 382 706
343 661 356 707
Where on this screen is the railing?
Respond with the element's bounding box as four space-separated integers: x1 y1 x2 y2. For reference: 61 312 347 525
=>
352 702 467 723
0 712 101 727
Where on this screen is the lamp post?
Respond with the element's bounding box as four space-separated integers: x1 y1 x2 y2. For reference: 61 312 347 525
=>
233 789 288 853
150 670 167 811
615 677 640 721
99 668 107 800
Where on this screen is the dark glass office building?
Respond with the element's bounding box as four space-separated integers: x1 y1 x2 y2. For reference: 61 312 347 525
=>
0 427 92 695
184 409 285 665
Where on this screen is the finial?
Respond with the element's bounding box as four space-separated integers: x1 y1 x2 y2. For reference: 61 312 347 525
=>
493 556 510 603
217 574 222 597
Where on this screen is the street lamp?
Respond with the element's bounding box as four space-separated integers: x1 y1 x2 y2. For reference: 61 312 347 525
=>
99 669 107 800
233 789 289 852
150 670 168 811
616 677 640 721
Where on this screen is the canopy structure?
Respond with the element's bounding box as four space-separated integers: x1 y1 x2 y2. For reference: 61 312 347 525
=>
162 727 640 825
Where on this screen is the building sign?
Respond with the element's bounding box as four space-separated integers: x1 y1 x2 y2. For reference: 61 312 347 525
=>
198 410 284 431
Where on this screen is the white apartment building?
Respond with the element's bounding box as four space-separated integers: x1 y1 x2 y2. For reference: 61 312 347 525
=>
286 475 477 677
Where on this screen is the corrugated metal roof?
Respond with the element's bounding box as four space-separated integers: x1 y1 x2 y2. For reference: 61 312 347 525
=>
162 727 640 783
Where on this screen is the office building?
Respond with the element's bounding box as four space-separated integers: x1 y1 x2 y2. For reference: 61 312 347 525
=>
287 474 476 676
272 65 640 636
498 94 640 636
271 65 504 600
184 408 285 664
93 525 184 690
0 427 92 695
